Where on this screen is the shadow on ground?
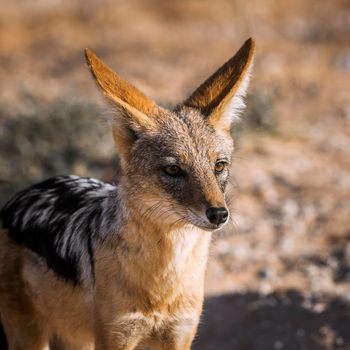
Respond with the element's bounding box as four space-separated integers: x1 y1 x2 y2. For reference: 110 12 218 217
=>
194 290 350 350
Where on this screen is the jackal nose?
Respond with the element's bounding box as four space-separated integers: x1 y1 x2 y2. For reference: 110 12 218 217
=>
206 207 228 225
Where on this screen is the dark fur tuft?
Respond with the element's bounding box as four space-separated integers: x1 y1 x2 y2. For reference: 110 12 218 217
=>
0 176 122 283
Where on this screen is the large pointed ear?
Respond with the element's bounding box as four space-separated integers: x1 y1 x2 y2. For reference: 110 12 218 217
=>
85 48 161 162
183 38 255 132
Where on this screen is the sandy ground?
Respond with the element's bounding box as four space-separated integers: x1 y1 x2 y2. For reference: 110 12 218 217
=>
0 0 350 349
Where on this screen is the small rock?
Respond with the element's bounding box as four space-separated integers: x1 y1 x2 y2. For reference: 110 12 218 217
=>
273 340 284 349
296 329 306 337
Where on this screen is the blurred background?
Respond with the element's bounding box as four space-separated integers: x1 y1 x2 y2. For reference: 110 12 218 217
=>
0 0 350 349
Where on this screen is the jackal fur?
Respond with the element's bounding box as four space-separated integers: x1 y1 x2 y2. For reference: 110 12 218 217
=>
0 38 255 350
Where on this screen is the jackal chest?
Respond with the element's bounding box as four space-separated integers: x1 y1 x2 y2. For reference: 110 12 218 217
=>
120 228 210 286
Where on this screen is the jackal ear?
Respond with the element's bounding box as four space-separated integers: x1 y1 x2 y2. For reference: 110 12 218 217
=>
183 38 255 132
85 48 160 160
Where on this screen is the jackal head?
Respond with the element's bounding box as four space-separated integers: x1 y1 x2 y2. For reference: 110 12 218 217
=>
85 39 255 231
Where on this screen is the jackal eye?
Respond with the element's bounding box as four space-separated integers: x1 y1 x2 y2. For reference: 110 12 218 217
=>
215 161 226 173
163 165 184 177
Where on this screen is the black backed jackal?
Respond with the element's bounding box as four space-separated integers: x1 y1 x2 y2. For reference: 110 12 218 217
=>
0 38 255 349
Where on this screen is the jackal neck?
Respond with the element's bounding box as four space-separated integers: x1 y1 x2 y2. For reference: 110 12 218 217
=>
105 190 211 298
117 217 211 304
123 201 212 269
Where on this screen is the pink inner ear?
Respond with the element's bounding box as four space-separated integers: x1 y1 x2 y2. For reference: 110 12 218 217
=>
85 48 158 116
182 38 255 118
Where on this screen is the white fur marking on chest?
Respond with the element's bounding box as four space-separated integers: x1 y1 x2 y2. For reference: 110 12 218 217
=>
168 227 202 274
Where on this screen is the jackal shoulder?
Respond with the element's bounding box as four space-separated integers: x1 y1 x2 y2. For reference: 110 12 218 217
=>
0 175 123 284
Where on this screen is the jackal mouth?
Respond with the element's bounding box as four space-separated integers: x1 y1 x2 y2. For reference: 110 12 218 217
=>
186 209 228 231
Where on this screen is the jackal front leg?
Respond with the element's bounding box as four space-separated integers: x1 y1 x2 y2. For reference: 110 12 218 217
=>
1 310 49 350
151 316 200 350
94 312 150 350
